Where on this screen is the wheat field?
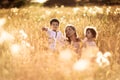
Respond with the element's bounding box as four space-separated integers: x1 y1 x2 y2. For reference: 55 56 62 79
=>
0 5 120 80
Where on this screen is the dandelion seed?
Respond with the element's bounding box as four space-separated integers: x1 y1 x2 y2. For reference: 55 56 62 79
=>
96 52 103 66
40 15 46 19
45 11 51 15
61 5 64 8
7 16 11 20
84 6 88 12
114 8 120 15
106 7 111 15
19 30 28 39
21 40 32 48
11 8 19 13
94 6 103 14
83 13 86 17
73 7 79 14
104 52 111 58
96 51 111 67
88 8 96 16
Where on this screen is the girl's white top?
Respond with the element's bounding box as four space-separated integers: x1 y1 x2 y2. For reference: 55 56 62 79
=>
47 29 64 50
81 38 99 59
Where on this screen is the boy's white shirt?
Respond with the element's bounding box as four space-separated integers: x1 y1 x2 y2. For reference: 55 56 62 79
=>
47 29 64 50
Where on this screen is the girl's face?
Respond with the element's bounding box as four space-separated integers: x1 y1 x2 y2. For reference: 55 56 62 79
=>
65 26 76 37
86 30 93 39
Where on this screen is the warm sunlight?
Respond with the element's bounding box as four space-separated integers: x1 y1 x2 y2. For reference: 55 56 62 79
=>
10 44 20 55
0 18 6 28
59 49 73 61
73 59 89 71
0 3 119 80
31 0 47 3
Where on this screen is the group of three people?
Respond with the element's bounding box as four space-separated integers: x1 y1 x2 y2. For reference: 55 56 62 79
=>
42 18 98 59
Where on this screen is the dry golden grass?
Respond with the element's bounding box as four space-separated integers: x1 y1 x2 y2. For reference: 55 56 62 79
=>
0 5 120 80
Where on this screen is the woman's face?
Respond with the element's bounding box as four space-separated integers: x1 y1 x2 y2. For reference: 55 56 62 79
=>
86 30 93 39
65 26 76 37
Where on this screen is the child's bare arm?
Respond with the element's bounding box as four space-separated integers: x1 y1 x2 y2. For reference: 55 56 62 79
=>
42 27 48 31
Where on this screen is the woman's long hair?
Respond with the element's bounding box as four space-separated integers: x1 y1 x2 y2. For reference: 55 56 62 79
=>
65 25 79 44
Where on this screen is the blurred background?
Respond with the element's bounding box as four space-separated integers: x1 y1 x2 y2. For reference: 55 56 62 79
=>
0 0 120 8
0 0 120 80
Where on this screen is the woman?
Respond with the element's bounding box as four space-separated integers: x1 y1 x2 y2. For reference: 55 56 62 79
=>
65 24 81 55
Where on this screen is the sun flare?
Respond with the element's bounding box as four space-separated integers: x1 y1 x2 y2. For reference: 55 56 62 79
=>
31 0 47 3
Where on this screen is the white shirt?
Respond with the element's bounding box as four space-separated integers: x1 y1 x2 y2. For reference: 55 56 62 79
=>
47 29 64 50
85 41 96 47
81 38 99 59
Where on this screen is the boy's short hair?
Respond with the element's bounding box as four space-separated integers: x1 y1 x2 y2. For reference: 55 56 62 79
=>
50 18 59 25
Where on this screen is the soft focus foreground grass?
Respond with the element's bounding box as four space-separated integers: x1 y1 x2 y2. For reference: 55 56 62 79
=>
0 5 120 80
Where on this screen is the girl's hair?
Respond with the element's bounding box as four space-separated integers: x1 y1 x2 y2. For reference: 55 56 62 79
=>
84 26 97 38
65 25 80 44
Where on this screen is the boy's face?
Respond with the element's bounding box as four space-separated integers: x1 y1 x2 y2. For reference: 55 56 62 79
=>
86 30 93 39
50 22 59 31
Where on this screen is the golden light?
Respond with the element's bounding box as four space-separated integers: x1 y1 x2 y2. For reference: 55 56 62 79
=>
84 6 88 12
94 6 103 14
0 18 6 28
0 31 14 44
0 18 14 44
114 8 120 15
106 7 111 15
45 10 51 15
59 49 73 61
73 59 89 71
31 0 47 3
11 44 20 55
73 7 79 14
11 8 19 13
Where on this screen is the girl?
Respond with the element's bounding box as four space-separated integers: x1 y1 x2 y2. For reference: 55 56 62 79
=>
82 26 97 48
80 26 99 80
81 26 99 60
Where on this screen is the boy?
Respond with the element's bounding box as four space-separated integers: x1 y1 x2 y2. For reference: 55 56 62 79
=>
42 18 64 50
